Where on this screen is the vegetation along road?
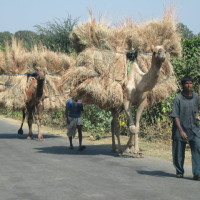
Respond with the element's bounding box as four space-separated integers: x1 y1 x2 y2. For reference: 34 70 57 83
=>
0 117 199 200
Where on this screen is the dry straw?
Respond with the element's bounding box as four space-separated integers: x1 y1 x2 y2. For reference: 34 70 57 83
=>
0 74 69 111
0 37 74 74
0 37 73 111
61 6 181 109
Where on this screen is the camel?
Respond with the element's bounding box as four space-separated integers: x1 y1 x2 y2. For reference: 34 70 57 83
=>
18 70 46 140
62 45 168 155
113 45 166 156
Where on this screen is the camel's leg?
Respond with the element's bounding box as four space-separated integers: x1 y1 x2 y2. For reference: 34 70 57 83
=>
111 116 116 152
18 109 26 135
114 111 122 154
123 99 134 153
111 110 122 153
35 103 43 140
132 97 147 154
123 95 147 156
27 107 34 140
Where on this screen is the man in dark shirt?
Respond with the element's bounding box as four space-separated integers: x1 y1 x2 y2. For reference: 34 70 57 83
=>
171 75 200 180
65 98 85 151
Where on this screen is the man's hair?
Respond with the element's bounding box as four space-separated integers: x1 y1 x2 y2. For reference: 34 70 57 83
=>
181 75 193 85
72 97 78 102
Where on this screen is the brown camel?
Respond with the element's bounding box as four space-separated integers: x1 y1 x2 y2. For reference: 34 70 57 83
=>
121 45 166 156
18 70 46 140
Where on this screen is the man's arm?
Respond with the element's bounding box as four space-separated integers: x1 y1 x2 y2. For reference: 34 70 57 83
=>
65 100 70 124
174 117 188 140
65 108 70 124
196 110 200 121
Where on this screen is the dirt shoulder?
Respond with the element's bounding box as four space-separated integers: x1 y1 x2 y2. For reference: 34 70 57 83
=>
0 115 192 165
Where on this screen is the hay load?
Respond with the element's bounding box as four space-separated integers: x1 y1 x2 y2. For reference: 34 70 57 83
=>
61 48 126 109
0 37 73 111
0 37 74 75
70 11 114 52
0 73 69 111
43 75 69 111
62 8 181 108
0 75 27 109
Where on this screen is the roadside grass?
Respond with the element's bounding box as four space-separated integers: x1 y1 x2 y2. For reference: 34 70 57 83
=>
0 115 192 166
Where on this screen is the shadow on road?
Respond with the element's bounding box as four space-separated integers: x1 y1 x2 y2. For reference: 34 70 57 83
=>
137 170 193 180
137 170 175 177
0 133 60 140
34 144 119 157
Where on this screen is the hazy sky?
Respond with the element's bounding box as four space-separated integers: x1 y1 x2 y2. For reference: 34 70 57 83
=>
0 0 199 34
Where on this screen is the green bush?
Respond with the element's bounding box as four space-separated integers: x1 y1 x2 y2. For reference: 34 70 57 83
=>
82 105 112 138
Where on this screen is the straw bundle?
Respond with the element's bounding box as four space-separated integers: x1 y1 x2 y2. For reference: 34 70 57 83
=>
0 37 74 75
25 46 74 75
70 14 114 53
0 75 27 110
0 74 68 111
70 77 124 110
147 76 178 105
62 8 181 109
61 48 126 90
0 37 74 111
43 74 69 111
123 14 182 57
70 8 181 56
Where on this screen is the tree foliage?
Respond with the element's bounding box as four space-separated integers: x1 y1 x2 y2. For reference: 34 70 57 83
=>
172 35 200 91
177 22 195 39
14 30 40 50
34 15 78 53
0 31 13 50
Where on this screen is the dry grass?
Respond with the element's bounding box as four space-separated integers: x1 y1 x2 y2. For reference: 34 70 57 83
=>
70 6 181 56
0 37 73 111
0 73 69 111
61 6 181 109
0 37 74 75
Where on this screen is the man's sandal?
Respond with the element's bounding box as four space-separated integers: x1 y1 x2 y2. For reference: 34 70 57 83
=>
78 146 86 151
176 174 184 178
132 152 144 158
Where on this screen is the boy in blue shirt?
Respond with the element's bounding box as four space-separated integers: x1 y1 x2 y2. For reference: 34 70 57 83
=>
65 98 85 151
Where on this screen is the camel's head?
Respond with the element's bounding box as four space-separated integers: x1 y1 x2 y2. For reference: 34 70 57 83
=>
36 70 46 81
151 45 166 63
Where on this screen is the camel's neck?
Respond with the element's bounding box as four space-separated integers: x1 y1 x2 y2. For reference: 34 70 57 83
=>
36 79 45 98
138 57 163 92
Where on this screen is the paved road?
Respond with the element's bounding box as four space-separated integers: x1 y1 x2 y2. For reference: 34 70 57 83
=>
0 118 199 200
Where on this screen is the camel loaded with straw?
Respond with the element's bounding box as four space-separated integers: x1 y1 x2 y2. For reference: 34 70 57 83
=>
60 8 182 156
0 40 72 139
17 70 46 140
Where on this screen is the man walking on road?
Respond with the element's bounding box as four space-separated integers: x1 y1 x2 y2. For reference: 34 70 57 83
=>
171 75 200 180
65 98 85 151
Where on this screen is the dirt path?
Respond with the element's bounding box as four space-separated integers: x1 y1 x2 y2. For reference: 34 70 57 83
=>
0 114 192 165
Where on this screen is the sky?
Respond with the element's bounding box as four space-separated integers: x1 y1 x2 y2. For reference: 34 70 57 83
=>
0 0 199 34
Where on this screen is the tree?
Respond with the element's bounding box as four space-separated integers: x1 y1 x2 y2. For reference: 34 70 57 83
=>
34 15 78 53
172 35 200 92
14 31 40 50
176 23 195 39
0 31 13 50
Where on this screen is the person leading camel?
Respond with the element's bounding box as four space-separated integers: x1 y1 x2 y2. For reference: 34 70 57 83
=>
171 75 200 180
65 98 85 151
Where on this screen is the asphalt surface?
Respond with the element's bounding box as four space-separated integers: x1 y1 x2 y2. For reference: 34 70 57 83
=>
0 117 199 200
